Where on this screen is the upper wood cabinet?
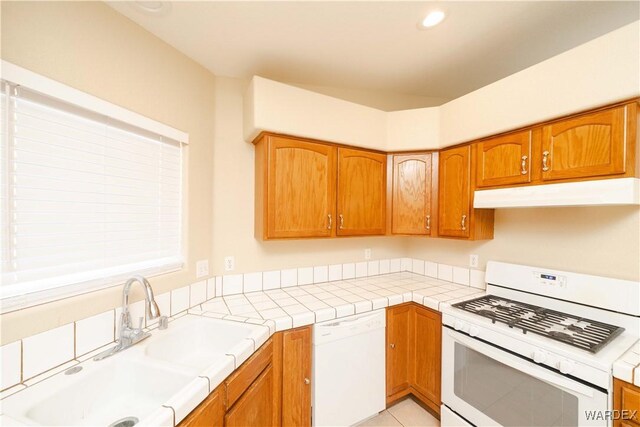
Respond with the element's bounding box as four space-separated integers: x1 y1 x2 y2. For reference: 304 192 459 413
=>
540 106 627 181
255 135 336 239
337 148 387 236
391 153 436 236
439 145 494 240
438 145 471 238
281 326 312 427
475 130 532 188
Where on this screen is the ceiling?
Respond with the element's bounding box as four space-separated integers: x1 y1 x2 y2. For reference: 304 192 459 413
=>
109 1 640 108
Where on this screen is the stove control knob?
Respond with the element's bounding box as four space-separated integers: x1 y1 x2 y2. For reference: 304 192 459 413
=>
532 350 547 364
469 326 480 337
559 360 575 375
454 320 465 331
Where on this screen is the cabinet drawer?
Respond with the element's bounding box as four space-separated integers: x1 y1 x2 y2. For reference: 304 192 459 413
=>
225 339 273 409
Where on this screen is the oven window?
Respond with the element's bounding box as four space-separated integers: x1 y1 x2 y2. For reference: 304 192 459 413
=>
454 343 579 427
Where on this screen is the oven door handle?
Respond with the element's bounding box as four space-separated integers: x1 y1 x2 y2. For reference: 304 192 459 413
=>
448 329 595 398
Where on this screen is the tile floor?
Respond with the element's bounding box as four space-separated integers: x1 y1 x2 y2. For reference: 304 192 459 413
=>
356 398 440 427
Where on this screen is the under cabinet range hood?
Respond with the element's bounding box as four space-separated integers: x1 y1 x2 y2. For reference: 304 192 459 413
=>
473 177 640 208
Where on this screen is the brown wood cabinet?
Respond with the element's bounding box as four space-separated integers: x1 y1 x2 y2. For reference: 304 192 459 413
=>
540 106 627 181
438 145 494 240
614 378 640 427
473 101 638 189
337 147 387 236
179 387 224 427
255 134 337 239
475 130 532 188
225 365 275 427
281 326 312 427
386 304 412 398
391 153 436 235
386 303 442 415
410 306 441 414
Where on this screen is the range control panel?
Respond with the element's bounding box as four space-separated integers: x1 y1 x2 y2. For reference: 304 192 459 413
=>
533 271 567 288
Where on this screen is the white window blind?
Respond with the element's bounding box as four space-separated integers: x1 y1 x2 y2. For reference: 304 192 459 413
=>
0 81 183 308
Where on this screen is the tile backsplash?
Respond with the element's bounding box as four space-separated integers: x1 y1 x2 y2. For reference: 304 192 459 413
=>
0 256 485 395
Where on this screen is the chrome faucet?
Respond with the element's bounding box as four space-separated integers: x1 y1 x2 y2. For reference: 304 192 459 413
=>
94 275 162 361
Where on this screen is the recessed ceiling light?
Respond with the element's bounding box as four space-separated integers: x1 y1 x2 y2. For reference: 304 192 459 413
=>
419 10 446 29
131 1 171 15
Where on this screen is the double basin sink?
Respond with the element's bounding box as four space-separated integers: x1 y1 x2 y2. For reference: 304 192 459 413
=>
1 316 269 426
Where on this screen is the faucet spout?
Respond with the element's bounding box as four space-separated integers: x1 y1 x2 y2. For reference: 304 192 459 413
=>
122 275 161 324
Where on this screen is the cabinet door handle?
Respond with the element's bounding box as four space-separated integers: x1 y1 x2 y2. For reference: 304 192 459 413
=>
389 343 396 349
339 214 344 230
461 214 467 231
542 151 550 172
327 214 332 230
521 155 528 175
304 378 310 385
425 215 431 231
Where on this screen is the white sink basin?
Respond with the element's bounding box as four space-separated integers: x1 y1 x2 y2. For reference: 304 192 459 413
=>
144 316 259 371
2 358 192 426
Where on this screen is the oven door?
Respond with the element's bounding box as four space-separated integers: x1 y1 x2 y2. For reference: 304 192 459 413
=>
442 326 609 427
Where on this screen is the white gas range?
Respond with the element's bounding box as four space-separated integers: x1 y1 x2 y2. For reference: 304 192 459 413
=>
440 261 640 427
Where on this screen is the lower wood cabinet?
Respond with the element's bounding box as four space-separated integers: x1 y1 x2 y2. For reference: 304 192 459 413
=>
386 303 442 415
386 304 412 397
178 326 311 427
225 365 275 427
179 387 225 427
614 378 640 427
282 326 312 427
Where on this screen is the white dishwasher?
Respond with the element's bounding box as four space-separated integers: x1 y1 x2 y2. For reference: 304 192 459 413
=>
312 309 386 426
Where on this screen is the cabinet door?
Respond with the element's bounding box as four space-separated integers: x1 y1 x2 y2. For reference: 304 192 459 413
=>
475 131 531 188
613 378 640 427
438 145 471 238
282 327 312 427
392 154 433 235
179 387 224 427
386 304 412 397
337 148 387 236
266 136 336 238
225 364 275 427
541 106 626 181
411 306 442 411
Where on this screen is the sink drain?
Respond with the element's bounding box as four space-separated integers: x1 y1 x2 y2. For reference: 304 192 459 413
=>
108 416 138 427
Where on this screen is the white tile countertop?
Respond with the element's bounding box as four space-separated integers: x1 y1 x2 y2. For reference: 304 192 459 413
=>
185 272 485 331
613 340 640 385
0 272 484 426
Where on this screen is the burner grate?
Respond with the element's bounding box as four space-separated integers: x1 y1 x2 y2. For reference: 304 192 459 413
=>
452 295 624 353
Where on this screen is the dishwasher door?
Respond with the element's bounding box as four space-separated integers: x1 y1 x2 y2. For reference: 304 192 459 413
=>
312 309 386 427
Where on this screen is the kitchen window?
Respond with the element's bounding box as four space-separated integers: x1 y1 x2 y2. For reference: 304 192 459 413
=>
0 62 188 312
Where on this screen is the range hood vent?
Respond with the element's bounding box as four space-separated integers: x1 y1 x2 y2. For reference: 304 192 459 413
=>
474 178 640 208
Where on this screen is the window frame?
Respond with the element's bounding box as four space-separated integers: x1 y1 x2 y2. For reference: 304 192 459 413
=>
0 61 189 313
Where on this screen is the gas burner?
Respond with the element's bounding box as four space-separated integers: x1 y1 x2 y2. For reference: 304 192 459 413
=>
452 295 625 353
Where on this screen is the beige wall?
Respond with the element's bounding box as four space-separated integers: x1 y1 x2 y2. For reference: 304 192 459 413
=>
0 1 216 344
409 207 640 282
213 76 407 274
